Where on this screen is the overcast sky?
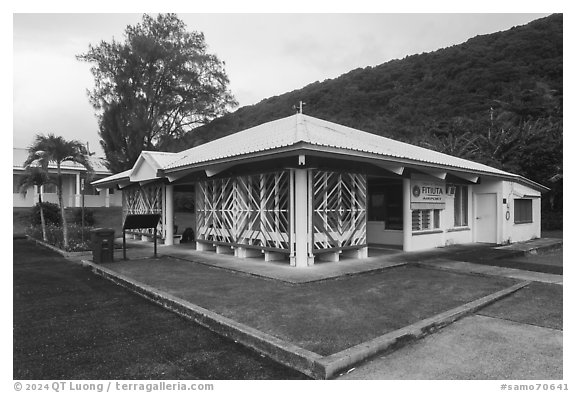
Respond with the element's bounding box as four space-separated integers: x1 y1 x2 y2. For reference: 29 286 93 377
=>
13 13 550 156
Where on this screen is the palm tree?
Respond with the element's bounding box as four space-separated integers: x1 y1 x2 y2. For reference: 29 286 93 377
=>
24 134 93 249
18 167 55 242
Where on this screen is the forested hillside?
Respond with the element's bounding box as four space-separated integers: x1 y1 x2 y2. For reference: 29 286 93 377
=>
167 14 563 223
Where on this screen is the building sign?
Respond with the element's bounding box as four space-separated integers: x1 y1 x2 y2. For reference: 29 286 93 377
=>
411 179 446 210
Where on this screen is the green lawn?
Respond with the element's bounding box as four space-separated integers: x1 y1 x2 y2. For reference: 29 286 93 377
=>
14 239 305 379
477 281 563 330
108 258 519 356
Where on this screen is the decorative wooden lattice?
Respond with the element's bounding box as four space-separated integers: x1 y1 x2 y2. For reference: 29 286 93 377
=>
312 170 367 251
196 171 290 251
122 184 164 236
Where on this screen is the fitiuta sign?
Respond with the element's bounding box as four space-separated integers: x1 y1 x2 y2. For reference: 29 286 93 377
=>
410 179 446 209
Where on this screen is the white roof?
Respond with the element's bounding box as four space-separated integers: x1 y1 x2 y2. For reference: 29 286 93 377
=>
91 114 547 191
13 147 111 174
165 114 513 177
91 169 132 186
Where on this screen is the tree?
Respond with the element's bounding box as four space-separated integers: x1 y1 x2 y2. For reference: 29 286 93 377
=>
77 13 238 173
18 167 56 242
24 134 93 250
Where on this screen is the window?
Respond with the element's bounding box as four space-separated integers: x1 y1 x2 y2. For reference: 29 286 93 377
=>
453 185 468 227
412 209 440 231
514 199 533 224
367 181 403 230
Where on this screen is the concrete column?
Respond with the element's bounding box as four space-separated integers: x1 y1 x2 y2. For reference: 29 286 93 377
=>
104 188 110 208
75 173 81 207
216 245 233 255
165 184 174 245
293 169 310 267
403 177 412 252
235 247 261 259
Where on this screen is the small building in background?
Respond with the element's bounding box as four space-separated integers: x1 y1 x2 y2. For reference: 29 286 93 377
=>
13 147 122 208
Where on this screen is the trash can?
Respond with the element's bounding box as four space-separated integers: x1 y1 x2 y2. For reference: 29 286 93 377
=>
90 228 115 263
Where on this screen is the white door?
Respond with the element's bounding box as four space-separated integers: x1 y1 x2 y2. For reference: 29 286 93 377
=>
475 193 497 243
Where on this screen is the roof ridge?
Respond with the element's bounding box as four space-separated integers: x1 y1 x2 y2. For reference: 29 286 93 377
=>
295 113 310 142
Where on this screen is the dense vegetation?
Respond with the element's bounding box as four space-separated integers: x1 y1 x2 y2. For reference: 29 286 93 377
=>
164 14 563 220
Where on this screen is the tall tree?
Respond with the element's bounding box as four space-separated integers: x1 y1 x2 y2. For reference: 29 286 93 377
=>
24 134 93 249
18 167 56 242
77 13 238 173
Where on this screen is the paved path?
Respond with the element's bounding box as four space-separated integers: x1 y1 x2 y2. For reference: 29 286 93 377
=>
113 236 561 283
339 280 562 379
417 259 563 285
338 314 562 380
13 239 306 379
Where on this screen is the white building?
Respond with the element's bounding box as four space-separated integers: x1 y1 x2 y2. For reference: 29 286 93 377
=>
93 114 546 266
13 147 122 208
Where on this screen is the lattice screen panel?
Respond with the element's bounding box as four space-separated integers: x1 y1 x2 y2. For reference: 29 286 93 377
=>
312 171 367 251
196 171 290 251
122 184 164 236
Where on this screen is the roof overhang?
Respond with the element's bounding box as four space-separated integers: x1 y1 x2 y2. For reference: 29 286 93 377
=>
92 139 549 194
162 142 549 192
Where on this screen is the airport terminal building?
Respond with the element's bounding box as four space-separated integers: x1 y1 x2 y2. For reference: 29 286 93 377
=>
93 113 546 267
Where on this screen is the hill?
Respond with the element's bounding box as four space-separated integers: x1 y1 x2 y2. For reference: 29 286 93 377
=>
164 14 562 217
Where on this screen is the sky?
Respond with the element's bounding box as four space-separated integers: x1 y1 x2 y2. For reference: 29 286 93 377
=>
13 13 551 156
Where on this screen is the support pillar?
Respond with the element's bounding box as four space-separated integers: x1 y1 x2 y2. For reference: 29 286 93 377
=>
265 251 286 262
216 245 233 255
292 169 311 267
165 184 174 245
235 247 262 258
75 173 81 207
318 251 340 262
341 246 368 259
196 242 215 252
104 188 110 207
403 178 412 252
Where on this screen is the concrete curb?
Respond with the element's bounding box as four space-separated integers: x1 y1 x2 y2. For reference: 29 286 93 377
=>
82 259 529 379
493 240 563 259
317 281 530 378
26 237 93 259
168 253 408 285
82 260 325 379
415 261 563 285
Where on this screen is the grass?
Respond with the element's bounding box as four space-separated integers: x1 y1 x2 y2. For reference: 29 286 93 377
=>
434 245 563 275
13 239 305 379
108 258 518 356
477 281 563 330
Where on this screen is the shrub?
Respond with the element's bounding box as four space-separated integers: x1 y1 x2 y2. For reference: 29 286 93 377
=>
26 223 93 252
541 210 563 231
70 208 95 226
30 202 61 226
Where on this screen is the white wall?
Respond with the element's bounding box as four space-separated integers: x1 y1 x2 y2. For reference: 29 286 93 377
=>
13 172 123 209
502 181 541 243
13 185 35 207
405 176 474 252
367 222 403 245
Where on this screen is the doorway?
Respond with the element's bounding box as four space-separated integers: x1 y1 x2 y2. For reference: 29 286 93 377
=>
475 193 497 243
366 177 403 246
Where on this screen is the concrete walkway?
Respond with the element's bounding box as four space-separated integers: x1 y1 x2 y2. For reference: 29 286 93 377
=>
112 235 562 284
416 259 563 285
338 314 562 380
114 240 407 284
